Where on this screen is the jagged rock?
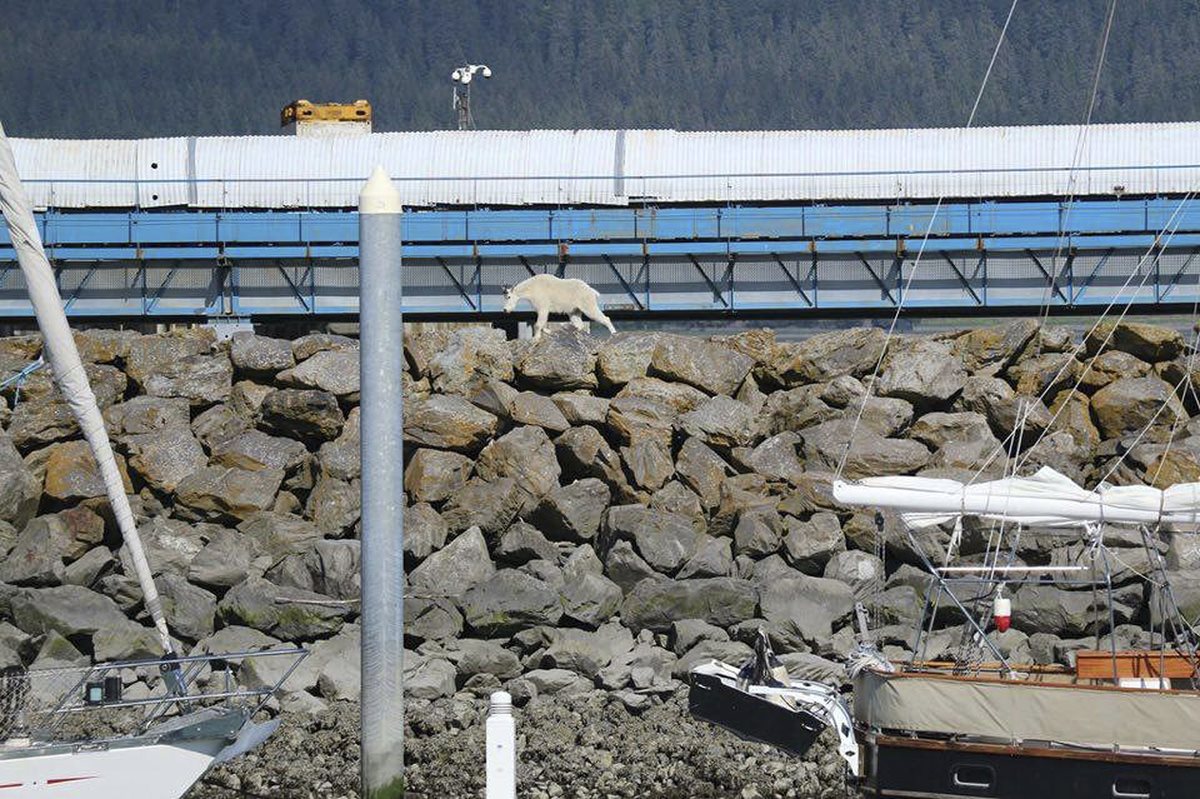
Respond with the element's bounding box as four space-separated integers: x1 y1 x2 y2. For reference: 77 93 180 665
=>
1006 351 1081 397
674 639 755 677
648 336 753 397
283 348 359 397
741 432 803 485
43 439 133 501
799 420 929 479
515 329 598 391
404 503 449 562
529 478 610 542
410 527 495 597
909 411 993 449
759 575 854 647
404 448 473 504
293 332 357 363
466 377 519 420
302 539 361 600
508 391 571 433
212 429 307 474
651 481 706 532
117 517 210 577
1086 321 1183 362
93 619 163 661
406 657 458 699
62 545 114 588
230 380 274 419
956 375 1051 439
708 480 774 538
603 540 659 594
596 333 660 388
0 517 72 586
217 577 351 640
125 334 211 386
621 577 758 633
606 396 675 448
11 584 128 639
237 512 323 564
677 396 757 451
104 396 191 437
125 425 208 492
605 505 701 574
542 622 635 678
555 426 630 498
449 638 523 681
156 572 217 641
620 440 673 492
670 437 726 509
0 432 39 528
733 508 783 558
230 333 296 377
677 535 734 579
561 561 623 628
670 619 730 656
522 668 592 695
406 596 464 644
428 327 513 394
1013 583 1142 636
305 475 360 536
496 521 558 565
823 550 885 599
405 395 498 453
191 403 251 451
952 320 1038 372
142 353 233 406
617 377 708 414
1091 376 1187 440
476 425 561 501
74 328 138 364
551 392 610 427
188 528 254 590
7 400 81 449
459 570 564 635
313 625 361 700
763 327 885 386
176 466 284 523
1079 350 1151 393
260 389 344 442
878 339 966 408
441 477 524 537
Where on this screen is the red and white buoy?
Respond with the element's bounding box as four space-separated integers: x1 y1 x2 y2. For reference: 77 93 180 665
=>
993 584 1012 632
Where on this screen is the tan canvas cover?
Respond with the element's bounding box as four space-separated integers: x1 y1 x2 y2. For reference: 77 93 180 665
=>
854 670 1200 752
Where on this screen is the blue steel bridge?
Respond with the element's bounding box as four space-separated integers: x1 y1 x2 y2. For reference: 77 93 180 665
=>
2 125 1199 320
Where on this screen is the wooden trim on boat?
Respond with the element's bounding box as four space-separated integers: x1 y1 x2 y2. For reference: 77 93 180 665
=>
875 734 1200 768
887 664 1200 695
1075 650 1200 680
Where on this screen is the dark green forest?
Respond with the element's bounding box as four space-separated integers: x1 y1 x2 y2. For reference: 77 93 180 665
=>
2 0 1198 138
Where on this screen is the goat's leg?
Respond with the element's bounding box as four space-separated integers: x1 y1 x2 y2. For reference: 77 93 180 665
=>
534 307 549 340
569 311 586 330
582 298 617 334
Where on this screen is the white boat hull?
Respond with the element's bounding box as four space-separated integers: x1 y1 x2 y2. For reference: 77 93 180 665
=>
0 740 224 798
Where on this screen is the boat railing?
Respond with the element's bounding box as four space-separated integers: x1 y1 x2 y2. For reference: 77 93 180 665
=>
0 647 308 744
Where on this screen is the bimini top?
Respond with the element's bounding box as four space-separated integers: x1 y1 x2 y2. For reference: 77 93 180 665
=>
9 121 1200 209
833 465 1200 529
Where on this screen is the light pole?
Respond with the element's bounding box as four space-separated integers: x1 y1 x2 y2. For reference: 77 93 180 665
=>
452 64 492 130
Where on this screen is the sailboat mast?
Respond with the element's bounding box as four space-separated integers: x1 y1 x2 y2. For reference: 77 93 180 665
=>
0 121 175 658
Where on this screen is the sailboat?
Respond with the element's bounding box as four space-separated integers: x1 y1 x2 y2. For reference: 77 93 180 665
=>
0 122 306 798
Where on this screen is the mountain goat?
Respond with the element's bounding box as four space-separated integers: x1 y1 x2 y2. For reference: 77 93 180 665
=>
502 274 617 340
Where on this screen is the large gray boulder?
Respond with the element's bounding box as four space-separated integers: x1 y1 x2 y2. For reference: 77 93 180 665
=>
104 396 191 438
675 437 731 509
475 426 562 501
528 478 610 542
11 585 128 638
740 432 804 485
603 540 659 594
260 389 345 442
555 426 631 499
409 527 495 597
188 528 254 590
211 429 308 474
293 332 357 363
596 333 659 388
763 327 885 386
515 329 598 391
404 395 498 454
230 332 296 377
799 420 929 479
1091 376 1187 440
956 375 1051 440
605 396 675 448
648 336 753 396
759 574 855 647
156 573 217 641
621 577 758 632
427 327 513 395
541 622 635 678
952 320 1038 372
283 348 360 397
1085 321 1184 362
176 467 284 523
496 521 558 566
677 396 758 451
551 392 610 427
42 440 133 501
605 505 702 575
620 440 674 492
508 391 571 433
440 477 524 537
217 577 351 641
758 385 838 437
616 377 708 414
403 503 449 562
782 512 845 574
459 570 565 635
237 512 324 564
0 432 39 528
191 404 251 451
125 425 208 493
142 353 233 407
878 339 966 408
305 475 360 536
1013 583 1141 636
677 535 734 579
404 448 473 504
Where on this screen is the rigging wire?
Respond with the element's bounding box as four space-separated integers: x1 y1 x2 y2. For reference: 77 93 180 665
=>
834 0 1020 481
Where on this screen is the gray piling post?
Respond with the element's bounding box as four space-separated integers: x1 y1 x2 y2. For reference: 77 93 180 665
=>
359 166 405 799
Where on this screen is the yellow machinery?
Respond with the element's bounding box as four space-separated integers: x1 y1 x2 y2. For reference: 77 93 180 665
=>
280 100 372 128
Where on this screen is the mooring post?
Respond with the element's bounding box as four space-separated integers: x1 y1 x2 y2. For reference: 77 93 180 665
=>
359 166 405 799
486 691 517 799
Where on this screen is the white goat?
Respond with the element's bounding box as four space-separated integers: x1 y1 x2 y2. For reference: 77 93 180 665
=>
502 274 617 340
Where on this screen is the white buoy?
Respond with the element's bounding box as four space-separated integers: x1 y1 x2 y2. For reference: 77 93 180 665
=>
486 691 517 799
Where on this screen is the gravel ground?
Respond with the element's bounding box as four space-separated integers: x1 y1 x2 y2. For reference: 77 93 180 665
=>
190 690 851 799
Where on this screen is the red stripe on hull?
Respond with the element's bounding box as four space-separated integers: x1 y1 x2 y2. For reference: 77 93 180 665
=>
46 777 96 785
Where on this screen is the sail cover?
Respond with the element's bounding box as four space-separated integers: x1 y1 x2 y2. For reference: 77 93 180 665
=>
0 122 174 656
833 466 1200 529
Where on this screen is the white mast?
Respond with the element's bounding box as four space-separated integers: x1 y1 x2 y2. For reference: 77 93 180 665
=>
0 121 175 658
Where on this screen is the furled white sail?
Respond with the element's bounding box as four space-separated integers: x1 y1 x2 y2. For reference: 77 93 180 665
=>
0 122 174 656
833 465 1200 529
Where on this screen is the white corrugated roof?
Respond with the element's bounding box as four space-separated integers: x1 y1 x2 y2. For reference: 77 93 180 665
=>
12 122 1200 209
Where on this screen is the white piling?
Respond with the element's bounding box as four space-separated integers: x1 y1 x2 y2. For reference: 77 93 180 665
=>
359 167 405 799
486 691 517 799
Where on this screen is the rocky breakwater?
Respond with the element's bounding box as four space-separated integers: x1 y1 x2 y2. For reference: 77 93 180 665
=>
0 319 1197 797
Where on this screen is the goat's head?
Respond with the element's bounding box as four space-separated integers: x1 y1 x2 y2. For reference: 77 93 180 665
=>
501 285 518 313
